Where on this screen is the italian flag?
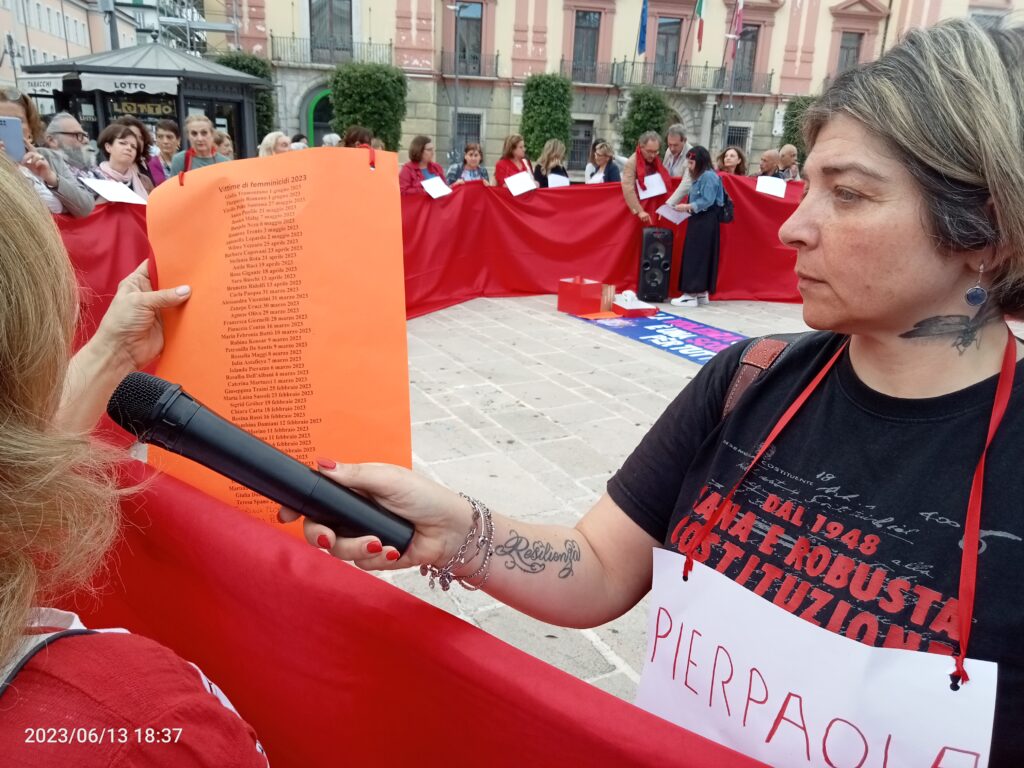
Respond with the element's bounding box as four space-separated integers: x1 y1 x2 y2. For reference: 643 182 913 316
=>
695 0 705 51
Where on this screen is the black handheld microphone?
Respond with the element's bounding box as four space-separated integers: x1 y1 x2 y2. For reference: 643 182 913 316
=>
106 372 414 552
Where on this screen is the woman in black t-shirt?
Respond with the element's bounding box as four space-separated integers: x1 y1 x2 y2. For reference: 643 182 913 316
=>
282 18 1024 764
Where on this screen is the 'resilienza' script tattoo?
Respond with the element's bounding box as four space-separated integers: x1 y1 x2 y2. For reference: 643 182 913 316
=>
899 302 1001 354
494 531 582 578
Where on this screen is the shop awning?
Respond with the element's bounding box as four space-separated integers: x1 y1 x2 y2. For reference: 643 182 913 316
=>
20 41 271 88
79 73 179 95
16 74 69 95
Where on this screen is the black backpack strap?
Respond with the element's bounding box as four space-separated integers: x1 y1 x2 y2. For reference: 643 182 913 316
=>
722 337 792 420
0 629 95 700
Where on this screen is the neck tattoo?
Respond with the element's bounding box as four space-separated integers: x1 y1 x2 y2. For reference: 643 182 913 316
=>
899 301 1002 354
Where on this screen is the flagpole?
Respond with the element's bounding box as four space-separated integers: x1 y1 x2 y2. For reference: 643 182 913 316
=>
720 1 741 151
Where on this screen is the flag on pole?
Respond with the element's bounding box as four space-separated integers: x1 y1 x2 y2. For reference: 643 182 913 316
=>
638 0 649 54
695 0 705 52
731 0 745 59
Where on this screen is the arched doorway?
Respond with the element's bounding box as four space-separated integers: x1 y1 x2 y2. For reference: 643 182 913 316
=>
305 88 333 146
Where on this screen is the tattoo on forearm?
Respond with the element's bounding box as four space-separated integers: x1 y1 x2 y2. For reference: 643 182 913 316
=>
899 302 1001 354
494 531 582 578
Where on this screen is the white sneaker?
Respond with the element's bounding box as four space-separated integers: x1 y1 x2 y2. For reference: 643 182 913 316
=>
697 292 710 306
670 294 699 308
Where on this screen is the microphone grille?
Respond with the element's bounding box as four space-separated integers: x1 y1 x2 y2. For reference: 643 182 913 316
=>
106 372 175 437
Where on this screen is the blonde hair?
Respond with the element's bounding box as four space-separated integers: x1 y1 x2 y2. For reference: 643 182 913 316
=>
184 114 213 130
537 139 566 172
0 156 119 667
804 17 1024 314
258 131 286 158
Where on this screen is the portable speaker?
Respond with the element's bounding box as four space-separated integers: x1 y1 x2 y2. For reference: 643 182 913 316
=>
637 227 673 303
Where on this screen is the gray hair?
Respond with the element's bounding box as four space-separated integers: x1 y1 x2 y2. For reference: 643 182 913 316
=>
804 17 1024 315
322 133 341 147
638 130 661 146
666 124 687 141
45 112 78 133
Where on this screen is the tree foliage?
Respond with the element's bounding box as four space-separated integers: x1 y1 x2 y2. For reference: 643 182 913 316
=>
620 87 671 153
329 63 407 151
215 52 276 141
781 96 816 163
519 74 572 162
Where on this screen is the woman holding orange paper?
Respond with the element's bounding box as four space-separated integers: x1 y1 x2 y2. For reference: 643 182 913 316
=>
283 18 1024 763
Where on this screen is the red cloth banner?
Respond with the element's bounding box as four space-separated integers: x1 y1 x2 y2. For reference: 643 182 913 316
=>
64 463 766 768
55 203 151 349
58 180 802 330
401 175 803 318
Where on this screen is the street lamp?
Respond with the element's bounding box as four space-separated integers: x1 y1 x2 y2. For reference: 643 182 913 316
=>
721 26 757 150
446 2 470 163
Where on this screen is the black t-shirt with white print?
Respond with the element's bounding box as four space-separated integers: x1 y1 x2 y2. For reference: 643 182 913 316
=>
608 331 1024 763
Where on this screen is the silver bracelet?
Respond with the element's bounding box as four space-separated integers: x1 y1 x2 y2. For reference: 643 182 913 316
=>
420 493 494 591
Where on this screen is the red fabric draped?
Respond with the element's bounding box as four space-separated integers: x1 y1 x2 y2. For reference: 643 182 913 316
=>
57 181 802 330
55 203 152 349
403 176 801 318
63 463 764 768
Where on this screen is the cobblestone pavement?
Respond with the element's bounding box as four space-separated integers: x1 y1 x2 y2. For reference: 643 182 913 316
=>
375 296 811 703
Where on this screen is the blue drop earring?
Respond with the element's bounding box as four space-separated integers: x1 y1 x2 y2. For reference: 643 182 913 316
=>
965 263 988 307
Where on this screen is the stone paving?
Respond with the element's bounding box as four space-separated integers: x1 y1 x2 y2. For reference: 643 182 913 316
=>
375 296 811 703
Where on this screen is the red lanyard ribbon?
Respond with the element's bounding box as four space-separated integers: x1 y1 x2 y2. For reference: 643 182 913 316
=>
954 328 1016 685
683 330 1017 686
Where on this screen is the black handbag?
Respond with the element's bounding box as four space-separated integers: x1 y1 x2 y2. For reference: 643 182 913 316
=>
718 189 735 224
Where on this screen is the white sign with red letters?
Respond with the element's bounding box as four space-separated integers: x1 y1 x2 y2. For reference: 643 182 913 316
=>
636 548 997 768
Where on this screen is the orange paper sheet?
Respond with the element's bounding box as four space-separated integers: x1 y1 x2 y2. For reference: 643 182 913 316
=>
145 148 410 524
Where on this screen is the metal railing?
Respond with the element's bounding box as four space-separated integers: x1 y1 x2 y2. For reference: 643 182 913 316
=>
723 68 775 95
559 59 615 85
612 61 727 91
270 36 393 66
439 50 500 78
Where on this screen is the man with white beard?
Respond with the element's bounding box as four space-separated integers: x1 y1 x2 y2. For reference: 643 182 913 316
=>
44 113 102 181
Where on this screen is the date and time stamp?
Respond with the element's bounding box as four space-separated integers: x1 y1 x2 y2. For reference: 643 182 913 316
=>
24 727 183 745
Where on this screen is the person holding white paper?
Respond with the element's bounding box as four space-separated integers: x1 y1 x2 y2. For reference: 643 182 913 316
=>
283 18 1024 765
621 131 671 224
586 142 621 185
670 146 723 308
96 124 150 202
533 139 570 189
399 135 448 196
494 134 533 188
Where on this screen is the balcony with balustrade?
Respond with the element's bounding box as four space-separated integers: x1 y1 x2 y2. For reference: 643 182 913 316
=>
270 36 394 67
438 51 500 78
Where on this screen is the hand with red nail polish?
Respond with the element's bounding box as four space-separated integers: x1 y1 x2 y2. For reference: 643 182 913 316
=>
317 534 332 550
274 462 475 576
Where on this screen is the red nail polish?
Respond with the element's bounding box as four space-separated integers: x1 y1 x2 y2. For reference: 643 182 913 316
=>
316 457 337 470
317 534 331 549
385 550 399 561
366 541 383 554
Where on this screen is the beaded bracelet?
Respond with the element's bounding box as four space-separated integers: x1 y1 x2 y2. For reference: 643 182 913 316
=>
420 493 494 591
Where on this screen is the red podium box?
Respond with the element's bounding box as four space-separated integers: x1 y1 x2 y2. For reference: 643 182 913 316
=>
558 277 614 316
